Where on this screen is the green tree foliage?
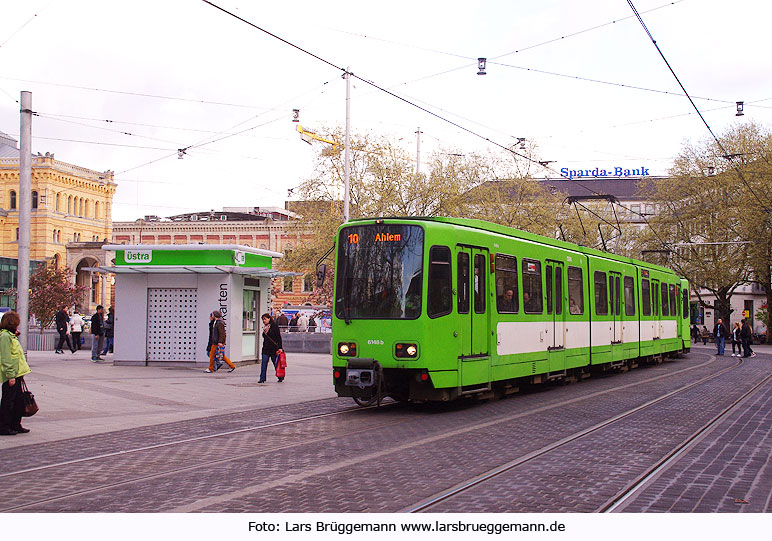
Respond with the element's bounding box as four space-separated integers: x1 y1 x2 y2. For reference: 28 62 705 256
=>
640 121 772 338
29 265 89 332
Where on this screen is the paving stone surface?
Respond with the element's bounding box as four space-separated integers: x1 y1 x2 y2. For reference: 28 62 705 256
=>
2 346 771 513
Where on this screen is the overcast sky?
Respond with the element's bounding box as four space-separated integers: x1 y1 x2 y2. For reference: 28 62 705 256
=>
1 0 770 221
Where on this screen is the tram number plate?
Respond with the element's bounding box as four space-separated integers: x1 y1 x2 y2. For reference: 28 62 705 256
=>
346 369 375 388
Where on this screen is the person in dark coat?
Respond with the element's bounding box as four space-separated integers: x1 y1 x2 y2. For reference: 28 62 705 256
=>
54 306 75 354
276 311 289 333
713 318 728 356
259 313 283 383
740 318 756 358
205 310 235 373
90 305 105 361
101 307 115 356
691 324 699 344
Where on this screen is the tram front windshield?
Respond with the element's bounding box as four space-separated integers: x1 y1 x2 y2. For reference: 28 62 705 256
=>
336 224 424 320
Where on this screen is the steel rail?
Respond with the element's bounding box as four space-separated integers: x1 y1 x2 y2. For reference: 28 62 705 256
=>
599 368 772 512
403 357 742 513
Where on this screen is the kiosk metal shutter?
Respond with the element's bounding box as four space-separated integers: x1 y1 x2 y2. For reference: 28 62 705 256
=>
147 288 198 360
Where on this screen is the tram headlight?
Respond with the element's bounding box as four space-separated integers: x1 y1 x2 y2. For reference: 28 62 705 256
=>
395 342 418 358
338 342 357 357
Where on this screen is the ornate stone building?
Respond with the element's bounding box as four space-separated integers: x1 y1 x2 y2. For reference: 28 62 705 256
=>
0 131 116 310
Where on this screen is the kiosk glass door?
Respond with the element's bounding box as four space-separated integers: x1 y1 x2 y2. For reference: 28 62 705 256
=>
242 289 259 358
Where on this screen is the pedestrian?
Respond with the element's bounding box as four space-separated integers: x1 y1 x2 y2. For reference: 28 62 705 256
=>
276 311 289 333
308 315 317 333
70 310 84 351
0 311 32 435
731 322 742 357
205 310 235 373
740 318 756 358
91 305 105 362
701 326 709 345
297 312 309 333
288 313 298 333
101 307 115 356
713 318 728 356
54 306 75 354
259 313 283 383
691 324 699 344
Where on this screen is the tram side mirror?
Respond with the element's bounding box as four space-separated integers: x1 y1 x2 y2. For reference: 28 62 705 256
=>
316 264 327 288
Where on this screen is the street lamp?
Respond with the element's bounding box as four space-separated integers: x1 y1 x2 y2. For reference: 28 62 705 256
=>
477 58 487 75
736 101 744 116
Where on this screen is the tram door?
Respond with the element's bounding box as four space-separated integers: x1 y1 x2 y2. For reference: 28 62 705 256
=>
651 279 661 341
609 272 623 361
456 246 490 387
546 261 566 373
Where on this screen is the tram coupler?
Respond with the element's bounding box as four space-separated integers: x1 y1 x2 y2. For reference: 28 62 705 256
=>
344 358 380 389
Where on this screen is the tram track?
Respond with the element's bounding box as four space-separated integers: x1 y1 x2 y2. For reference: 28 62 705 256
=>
2 353 732 512
598 367 772 512
402 356 746 513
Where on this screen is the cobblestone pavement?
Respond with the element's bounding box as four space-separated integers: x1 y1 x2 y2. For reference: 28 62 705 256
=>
3 349 771 513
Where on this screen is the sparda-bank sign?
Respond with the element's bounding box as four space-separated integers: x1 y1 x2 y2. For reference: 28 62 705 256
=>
560 166 650 180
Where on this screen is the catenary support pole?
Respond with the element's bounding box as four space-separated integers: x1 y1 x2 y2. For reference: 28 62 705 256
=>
17 91 32 351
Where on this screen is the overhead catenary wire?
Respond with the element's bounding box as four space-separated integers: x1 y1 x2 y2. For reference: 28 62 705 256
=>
626 0 770 213
200 0 676 252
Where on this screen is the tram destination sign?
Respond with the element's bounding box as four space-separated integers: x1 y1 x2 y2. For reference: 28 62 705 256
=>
560 166 650 180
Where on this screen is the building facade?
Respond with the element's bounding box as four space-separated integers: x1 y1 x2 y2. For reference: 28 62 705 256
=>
0 131 116 310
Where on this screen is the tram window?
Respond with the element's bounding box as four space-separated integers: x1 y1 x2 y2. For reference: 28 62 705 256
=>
669 284 677 317
522 259 543 313
624 276 635 316
682 289 689 319
615 276 621 316
495 254 518 314
642 279 651 316
427 246 452 318
660 282 669 317
594 271 608 316
474 254 486 314
555 266 563 315
652 282 659 316
457 253 470 314
568 266 583 315
546 265 553 315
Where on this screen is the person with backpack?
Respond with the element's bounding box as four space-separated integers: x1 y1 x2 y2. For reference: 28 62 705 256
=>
205 310 235 373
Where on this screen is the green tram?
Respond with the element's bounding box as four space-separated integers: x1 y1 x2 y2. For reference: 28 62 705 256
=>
331 217 691 404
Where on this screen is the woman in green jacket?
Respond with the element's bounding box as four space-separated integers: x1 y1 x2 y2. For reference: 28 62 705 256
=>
0 311 31 435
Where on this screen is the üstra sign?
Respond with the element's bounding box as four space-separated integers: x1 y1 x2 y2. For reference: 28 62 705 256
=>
124 250 152 263
560 167 650 180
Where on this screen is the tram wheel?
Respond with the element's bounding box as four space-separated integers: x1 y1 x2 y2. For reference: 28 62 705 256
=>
353 396 377 407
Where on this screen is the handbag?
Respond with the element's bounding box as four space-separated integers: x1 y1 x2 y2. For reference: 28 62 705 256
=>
276 350 287 378
20 379 39 417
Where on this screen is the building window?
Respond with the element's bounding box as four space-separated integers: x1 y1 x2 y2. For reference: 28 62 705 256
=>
282 276 294 293
303 273 315 292
9 190 16 210
32 191 38 209
55 193 61 212
15 227 19 240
